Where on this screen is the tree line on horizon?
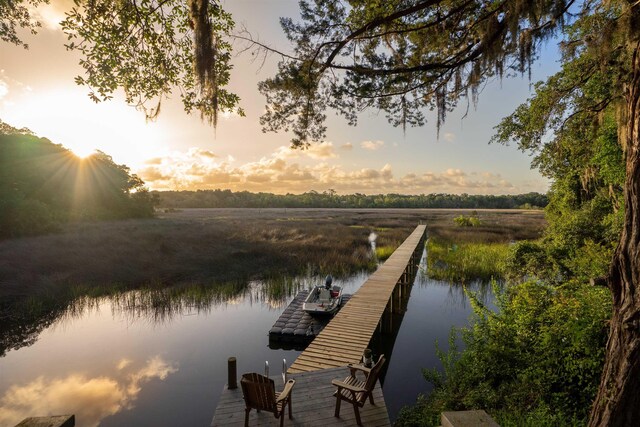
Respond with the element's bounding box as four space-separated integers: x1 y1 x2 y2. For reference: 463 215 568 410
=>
155 189 548 210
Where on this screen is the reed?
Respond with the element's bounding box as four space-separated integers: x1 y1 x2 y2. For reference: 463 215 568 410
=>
427 239 510 283
0 208 544 321
375 246 395 261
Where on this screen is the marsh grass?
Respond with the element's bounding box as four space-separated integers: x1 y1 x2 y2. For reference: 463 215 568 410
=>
427 239 510 283
0 208 544 327
375 246 395 261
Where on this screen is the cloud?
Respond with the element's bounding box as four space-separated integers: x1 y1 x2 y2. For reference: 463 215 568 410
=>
305 142 337 159
445 168 465 177
0 80 8 100
444 132 456 142
144 157 163 165
138 166 171 182
360 140 384 150
29 1 75 31
340 143 353 151
135 145 527 194
0 356 177 427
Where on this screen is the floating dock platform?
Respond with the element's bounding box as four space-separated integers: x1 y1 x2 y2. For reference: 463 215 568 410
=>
268 290 352 350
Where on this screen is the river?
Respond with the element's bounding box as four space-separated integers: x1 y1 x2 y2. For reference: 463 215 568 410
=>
0 252 492 426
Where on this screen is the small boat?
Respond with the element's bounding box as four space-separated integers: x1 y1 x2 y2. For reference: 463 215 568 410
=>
302 275 343 316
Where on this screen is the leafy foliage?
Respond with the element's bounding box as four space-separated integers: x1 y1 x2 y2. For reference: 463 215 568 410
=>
61 0 243 124
0 122 158 238
396 282 611 427
0 0 48 47
258 0 609 146
493 33 625 283
453 212 481 227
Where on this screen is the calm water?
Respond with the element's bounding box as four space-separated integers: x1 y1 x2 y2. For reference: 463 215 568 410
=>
0 254 491 426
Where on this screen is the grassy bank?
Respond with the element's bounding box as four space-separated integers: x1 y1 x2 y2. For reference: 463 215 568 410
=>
0 209 420 314
423 209 544 283
426 239 510 283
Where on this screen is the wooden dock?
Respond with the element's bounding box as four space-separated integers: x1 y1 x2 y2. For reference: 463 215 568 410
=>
288 224 427 374
211 224 426 426
211 366 390 426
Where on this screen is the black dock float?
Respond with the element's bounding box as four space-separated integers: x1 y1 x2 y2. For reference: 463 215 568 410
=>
268 290 351 350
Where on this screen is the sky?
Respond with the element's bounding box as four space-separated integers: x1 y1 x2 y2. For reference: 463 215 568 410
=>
0 1 561 195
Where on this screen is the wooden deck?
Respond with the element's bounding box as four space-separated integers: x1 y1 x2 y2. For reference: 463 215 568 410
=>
211 366 390 426
288 224 427 374
211 224 426 426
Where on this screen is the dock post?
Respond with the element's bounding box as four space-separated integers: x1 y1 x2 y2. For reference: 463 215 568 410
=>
228 357 237 390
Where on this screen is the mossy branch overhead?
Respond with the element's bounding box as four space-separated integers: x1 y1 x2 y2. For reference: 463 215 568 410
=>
259 0 583 147
60 0 243 125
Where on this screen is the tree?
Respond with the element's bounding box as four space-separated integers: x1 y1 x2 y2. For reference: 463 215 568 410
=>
0 127 157 238
257 1 640 425
493 45 625 284
4 0 243 125
0 0 48 47
4 0 640 424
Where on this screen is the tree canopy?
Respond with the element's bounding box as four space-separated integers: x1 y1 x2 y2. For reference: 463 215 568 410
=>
0 121 157 238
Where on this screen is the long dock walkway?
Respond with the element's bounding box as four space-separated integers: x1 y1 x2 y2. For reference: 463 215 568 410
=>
288 224 426 373
211 224 426 426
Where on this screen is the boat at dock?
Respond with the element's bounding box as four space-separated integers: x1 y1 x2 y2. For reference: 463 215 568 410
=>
302 275 343 316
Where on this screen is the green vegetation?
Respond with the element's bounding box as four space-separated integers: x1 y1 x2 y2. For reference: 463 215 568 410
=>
0 122 158 239
375 246 395 261
453 212 481 227
396 282 611 426
399 5 630 424
157 189 548 209
427 240 509 283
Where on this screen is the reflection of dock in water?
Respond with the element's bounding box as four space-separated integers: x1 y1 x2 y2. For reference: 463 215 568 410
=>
268 292 352 351
212 224 426 427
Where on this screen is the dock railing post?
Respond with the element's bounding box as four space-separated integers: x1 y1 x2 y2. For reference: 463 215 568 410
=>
227 357 237 390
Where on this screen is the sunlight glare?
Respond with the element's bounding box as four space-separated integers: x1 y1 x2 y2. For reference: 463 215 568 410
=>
2 87 169 169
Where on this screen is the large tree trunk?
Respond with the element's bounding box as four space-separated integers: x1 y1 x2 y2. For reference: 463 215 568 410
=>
588 38 640 427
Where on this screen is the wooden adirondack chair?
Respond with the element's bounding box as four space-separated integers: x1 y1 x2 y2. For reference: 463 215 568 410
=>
332 354 386 426
240 373 296 427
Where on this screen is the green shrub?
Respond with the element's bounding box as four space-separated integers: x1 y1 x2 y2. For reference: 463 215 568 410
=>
0 193 60 238
453 214 481 227
504 241 560 282
395 281 611 426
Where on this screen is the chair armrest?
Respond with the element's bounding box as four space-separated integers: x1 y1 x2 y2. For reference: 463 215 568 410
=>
348 363 371 376
276 379 296 403
331 379 366 393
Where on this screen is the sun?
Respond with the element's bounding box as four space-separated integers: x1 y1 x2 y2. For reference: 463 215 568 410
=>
68 144 97 159
4 86 166 168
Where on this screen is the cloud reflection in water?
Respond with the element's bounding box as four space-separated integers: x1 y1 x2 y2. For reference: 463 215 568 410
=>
0 356 178 427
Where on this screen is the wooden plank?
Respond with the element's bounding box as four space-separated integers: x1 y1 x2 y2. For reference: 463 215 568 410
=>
288 224 426 374
211 366 390 426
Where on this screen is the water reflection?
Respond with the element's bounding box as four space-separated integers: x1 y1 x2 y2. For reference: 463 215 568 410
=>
0 356 177 427
0 263 495 425
55 279 312 331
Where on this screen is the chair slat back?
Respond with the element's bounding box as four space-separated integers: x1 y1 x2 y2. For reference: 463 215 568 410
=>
361 354 386 401
241 373 277 412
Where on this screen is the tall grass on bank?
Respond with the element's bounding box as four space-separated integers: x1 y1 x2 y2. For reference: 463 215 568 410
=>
426 239 510 283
